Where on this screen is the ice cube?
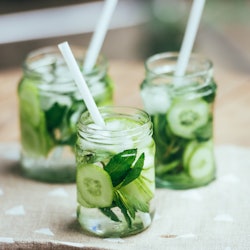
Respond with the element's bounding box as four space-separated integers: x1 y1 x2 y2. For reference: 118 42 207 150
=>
40 93 72 111
141 85 171 115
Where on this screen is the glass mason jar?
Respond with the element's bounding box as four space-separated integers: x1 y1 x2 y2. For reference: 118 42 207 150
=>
18 46 113 183
140 52 217 189
75 106 155 237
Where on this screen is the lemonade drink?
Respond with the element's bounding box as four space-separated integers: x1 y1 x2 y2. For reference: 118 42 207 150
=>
18 46 113 182
76 107 155 237
140 52 217 189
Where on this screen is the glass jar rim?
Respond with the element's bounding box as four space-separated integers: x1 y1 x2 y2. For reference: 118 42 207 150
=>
77 106 153 144
145 52 213 79
22 45 108 84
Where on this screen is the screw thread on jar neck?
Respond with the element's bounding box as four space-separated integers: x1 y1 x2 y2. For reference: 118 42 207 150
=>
145 52 213 80
23 45 108 85
77 106 153 146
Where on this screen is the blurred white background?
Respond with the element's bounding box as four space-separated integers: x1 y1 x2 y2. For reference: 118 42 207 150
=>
0 0 249 72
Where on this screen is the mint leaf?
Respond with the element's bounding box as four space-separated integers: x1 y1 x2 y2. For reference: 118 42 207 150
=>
104 149 137 187
116 190 136 219
100 149 150 228
99 207 120 222
119 179 151 213
114 191 133 228
121 153 145 187
45 102 67 131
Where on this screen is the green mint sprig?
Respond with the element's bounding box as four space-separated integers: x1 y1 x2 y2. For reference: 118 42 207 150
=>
104 149 144 188
99 149 147 227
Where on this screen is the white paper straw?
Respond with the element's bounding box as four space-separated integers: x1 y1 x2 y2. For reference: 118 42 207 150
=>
58 41 105 127
174 0 206 77
83 0 118 73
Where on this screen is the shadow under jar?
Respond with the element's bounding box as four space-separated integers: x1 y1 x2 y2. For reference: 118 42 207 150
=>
140 52 217 189
75 106 156 237
18 46 113 183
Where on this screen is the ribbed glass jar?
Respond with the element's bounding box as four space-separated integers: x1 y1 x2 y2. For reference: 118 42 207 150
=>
140 52 217 189
75 106 155 237
18 46 113 183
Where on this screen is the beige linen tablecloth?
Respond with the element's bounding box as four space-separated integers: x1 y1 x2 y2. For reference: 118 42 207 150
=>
0 142 249 250
1 62 250 249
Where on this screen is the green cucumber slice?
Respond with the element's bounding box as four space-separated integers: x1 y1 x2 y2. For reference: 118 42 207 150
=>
183 141 198 168
167 98 209 139
19 80 54 157
20 111 53 157
140 166 155 194
20 121 42 156
19 80 41 126
77 164 113 208
119 177 153 212
105 116 139 131
187 144 215 179
77 190 94 208
194 120 213 141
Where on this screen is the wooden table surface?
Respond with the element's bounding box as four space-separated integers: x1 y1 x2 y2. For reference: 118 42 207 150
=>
0 60 250 146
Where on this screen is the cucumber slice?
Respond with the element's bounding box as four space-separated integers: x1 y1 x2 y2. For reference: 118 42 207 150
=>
119 177 153 212
187 145 215 179
20 121 41 156
105 117 139 131
19 80 54 157
77 190 94 208
183 141 198 168
19 79 41 126
77 164 113 208
140 165 155 194
167 98 209 139
20 111 53 157
194 120 213 141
